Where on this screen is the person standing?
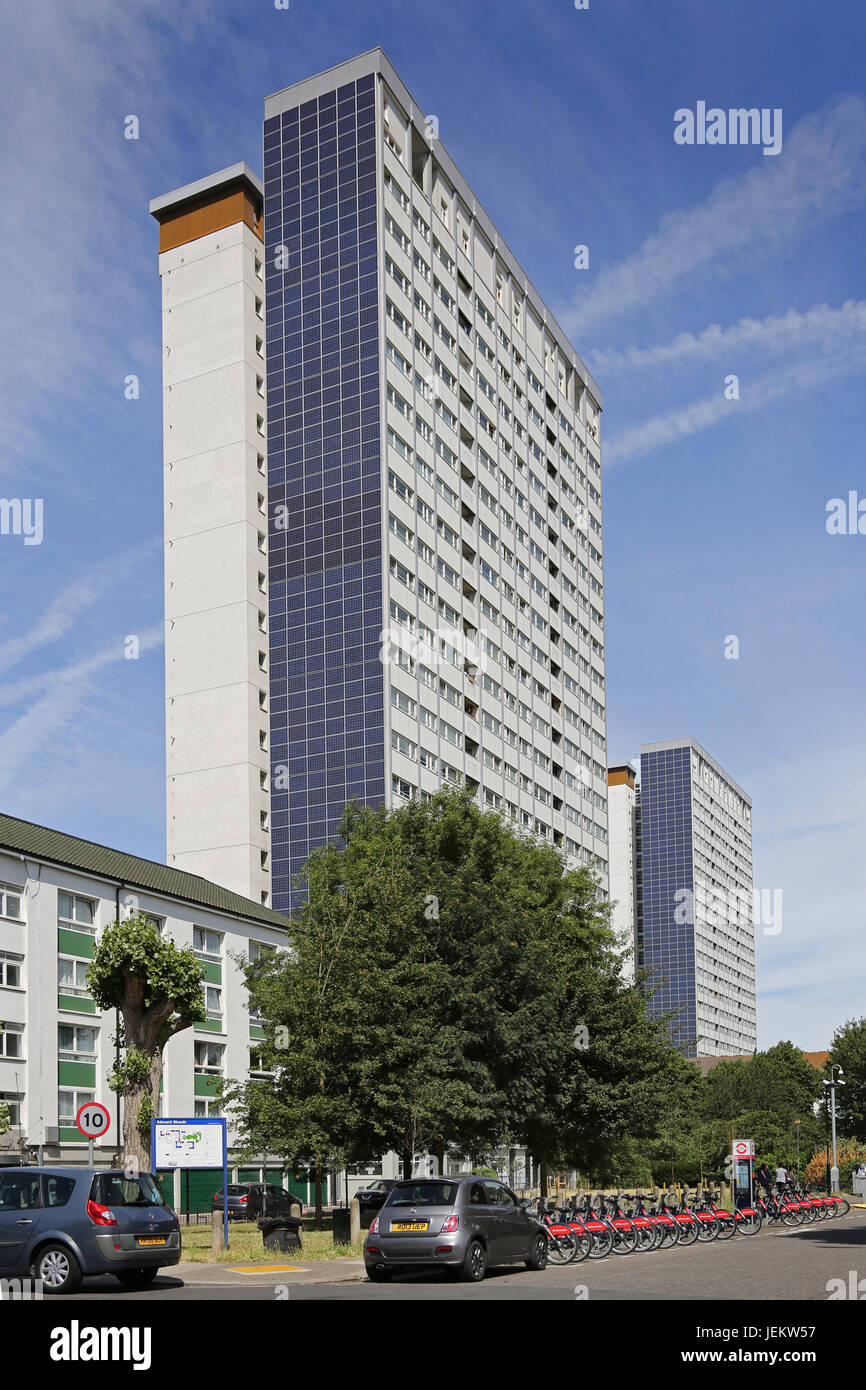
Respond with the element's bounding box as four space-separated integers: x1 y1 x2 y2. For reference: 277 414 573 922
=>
775 1163 788 1194
757 1162 773 1192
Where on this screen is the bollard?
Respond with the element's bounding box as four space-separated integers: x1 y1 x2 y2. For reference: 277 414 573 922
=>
350 1196 361 1246
212 1207 222 1259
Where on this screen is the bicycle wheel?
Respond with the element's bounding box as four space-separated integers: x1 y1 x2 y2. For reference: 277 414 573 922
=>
712 1211 736 1240
609 1221 637 1255
546 1231 578 1265
695 1214 719 1242
632 1223 656 1253
735 1208 762 1236
780 1204 803 1227
674 1215 699 1246
658 1218 680 1248
831 1196 850 1218
586 1226 613 1258
571 1231 592 1263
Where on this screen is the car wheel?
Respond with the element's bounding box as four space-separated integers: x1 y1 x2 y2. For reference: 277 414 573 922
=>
366 1266 391 1283
115 1268 159 1289
524 1233 548 1271
33 1243 83 1294
460 1238 488 1282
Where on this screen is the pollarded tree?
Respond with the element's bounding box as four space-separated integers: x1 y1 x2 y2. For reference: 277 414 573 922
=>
88 914 206 1167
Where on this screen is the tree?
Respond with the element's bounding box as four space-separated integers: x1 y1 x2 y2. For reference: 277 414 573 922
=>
828 1018 866 1141
88 914 206 1167
0 1099 9 1137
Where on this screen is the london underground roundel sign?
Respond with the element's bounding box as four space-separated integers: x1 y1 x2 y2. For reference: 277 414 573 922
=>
732 1139 754 1160
76 1101 111 1140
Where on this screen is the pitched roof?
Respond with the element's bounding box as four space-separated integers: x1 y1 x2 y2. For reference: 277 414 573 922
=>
0 811 292 932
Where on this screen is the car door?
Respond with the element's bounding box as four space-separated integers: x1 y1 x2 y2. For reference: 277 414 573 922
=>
489 1183 534 1259
483 1182 525 1259
0 1171 45 1271
466 1181 501 1258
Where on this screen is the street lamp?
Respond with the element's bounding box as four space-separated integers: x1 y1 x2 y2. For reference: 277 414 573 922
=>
794 1118 800 1181
822 1067 845 1193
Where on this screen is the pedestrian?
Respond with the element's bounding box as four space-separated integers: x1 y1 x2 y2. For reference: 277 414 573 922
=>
775 1163 788 1194
757 1161 773 1193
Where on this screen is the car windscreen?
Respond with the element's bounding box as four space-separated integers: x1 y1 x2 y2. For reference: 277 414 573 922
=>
386 1182 459 1208
92 1174 168 1207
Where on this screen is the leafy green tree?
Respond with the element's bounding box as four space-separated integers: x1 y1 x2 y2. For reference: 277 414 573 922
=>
0 1099 9 1136
88 914 206 1167
828 1018 866 1141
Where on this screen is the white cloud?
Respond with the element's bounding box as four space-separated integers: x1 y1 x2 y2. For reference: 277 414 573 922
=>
0 625 164 796
0 540 159 673
562 95 866 335
590 299 866 375
605 342 866 465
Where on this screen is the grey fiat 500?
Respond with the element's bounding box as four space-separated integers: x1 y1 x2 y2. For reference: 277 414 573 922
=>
364 1176 547 1282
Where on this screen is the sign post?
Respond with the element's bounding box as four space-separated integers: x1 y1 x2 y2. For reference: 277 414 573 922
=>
151 1117 229 1250
76 1101 111 1167
732 1138 755 1210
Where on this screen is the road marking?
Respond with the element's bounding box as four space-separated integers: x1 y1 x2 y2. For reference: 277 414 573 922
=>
227 1264 307 1274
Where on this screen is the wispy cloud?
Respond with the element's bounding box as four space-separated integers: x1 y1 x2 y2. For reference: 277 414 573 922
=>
0 625 164 796
561 95 866 335
590 299 866 375
0 540 159 673
606 342 866 465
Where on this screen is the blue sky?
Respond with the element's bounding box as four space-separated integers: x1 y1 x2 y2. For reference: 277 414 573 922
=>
1 0 864 1051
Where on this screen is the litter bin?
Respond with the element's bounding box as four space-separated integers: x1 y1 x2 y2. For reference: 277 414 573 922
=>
332 1206 351 1245
258 1215 303 1253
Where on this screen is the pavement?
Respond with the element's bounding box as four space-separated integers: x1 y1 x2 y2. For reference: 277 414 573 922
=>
169 1256 367 1287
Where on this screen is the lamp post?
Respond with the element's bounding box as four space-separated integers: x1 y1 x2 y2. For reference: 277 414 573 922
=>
823 1067 845 1193
794 1119 800 1181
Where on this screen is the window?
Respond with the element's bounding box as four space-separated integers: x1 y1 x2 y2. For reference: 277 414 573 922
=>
0 1023 23 1058
0 1172 42 1211
58 957 89 996
204 985 223 1020
58 892 95 933
0 1093 21 1127
58 1088 93 1127
0 952 22 988
391 687 417 717
391 730 417 761
194 1099 222 1118
194 1041 224 1074
58 1024 96 1062
193 927 222 960
0 883 23 921
249 1048 273 1079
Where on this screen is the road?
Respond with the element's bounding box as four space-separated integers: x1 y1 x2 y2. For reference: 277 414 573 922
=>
56 1207 866 1301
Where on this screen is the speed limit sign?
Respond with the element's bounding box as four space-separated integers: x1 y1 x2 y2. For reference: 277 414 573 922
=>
76 1101 111 1140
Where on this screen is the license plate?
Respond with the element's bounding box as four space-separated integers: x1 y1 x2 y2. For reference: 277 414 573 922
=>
137 1237 167 1246
391 1221 428 1232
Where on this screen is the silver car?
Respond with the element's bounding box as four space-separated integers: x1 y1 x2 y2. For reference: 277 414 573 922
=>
364 1176 547 1282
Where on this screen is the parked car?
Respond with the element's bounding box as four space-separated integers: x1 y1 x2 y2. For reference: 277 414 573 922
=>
212 1183 298 1220
0 1166 181 1294
354 1178 398 1212
364 1176 547 1283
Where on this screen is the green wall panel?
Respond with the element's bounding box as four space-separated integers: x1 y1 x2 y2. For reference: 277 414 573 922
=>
58 1061 96 1087
57 928 95 959
57 994 97 1015
194 1073 220 1098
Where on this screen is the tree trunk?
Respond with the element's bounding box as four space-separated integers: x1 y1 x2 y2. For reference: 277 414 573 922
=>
539 1150 549 1201
314 1162 323 1230
402 1150 413 1180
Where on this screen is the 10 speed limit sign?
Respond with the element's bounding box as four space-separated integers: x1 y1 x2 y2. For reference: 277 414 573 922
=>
76 1101 111 1140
